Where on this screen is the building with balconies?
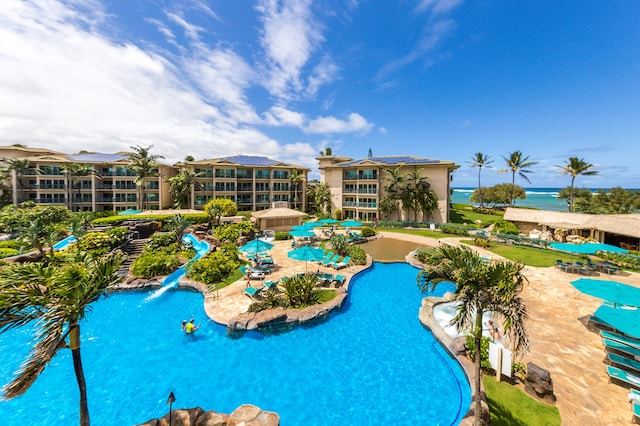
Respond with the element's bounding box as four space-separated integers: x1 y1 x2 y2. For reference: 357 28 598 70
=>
178 156 309 212
318 155 459 223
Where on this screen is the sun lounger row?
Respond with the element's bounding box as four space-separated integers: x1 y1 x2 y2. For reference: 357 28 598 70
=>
243 279 280 299
602 330 640 350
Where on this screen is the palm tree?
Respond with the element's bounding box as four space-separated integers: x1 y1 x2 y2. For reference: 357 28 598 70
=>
61 163 97 211
2 158 32 190
126 145 164 211
306 182 332 216
167 168 202 209
469 153 493 209
402 169 436 222
383 165 405 221
417 245 528 426
556 157 599 213
290 170 303 210
319 147 332 156
165 214 193 245
501 150 538 207
17 217 50 258
0 252 124 426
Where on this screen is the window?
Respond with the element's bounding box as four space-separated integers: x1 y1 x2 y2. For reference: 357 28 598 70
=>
236 169 252 179
215 182 235 191
195 168 213 178
273 170 289 179
215 168 235 178
255 170 269 179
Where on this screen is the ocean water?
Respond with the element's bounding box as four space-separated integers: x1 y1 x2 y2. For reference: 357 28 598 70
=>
452 187 568 211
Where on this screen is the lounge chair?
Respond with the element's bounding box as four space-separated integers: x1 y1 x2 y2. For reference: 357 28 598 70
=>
631 389 640 424
317 251 335 264
243 285 263 299
241 265 265 280
332 256 352 270
322 254 340 266
332 274 346 287
602 330 640 350
604 339 640 358
608 352 640 375
607 365 640 390
588 315 616 332
263 279 279 290
249 264 270 275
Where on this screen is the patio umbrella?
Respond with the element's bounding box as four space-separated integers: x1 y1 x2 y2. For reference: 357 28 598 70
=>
550 242 628 255
292 225 314 231
288 245 326 270
289 230 315 238
239 239 274 255
594 304 640 337
318 218 339 225
340 220 363 227
117 208 142 216
571 278 640 307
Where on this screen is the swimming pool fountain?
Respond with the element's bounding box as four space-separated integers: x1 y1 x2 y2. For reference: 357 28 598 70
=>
0 262 470 425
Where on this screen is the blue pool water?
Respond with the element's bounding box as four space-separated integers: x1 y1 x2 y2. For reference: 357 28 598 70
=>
0 263 469 425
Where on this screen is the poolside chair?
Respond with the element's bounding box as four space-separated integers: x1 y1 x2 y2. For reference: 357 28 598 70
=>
631 389 640 424
332 256 352 270
263 279 279 290
317 251 335 264
332 274 346 287
243 284 263 299
322 254 341 266
241 265 265 281
588 315 616 332
604 339 640 358
249 264 270 275
607 365 640 390
608 352 640 375
602 330 640 350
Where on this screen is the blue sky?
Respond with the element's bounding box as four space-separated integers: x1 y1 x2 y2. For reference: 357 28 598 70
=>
0 1 638 188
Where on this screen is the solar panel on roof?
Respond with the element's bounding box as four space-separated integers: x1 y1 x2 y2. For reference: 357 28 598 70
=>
68 153 127 162
338 156 439 166
221 155 279 166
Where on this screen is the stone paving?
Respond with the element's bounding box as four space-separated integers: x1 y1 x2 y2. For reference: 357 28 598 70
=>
199 231 640 424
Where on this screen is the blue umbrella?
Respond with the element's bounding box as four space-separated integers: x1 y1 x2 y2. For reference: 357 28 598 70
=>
572 278 640 307
594 304 640 337
289 230 315 238
288 246 326 270
303 221 324 228
318 218 339 224
340 220 363 227
239 239 274 254
292 225 314 231
550 242 628 255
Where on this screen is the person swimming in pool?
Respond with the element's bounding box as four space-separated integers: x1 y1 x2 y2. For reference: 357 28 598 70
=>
184 318 201 335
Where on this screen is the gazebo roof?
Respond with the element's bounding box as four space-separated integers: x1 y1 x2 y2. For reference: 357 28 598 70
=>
252 208 307 219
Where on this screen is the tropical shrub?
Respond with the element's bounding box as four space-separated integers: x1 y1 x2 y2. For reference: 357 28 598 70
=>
0 240 22 250
146 232 176 251
274 232 292 241
105 227 129 248
247 288 289 313
91 213 208 227
439 225 470 236
131 249 181 278
493 219 521 235
466 335 492 370
78 232 112 255
212 222 254 243
187 248 241 287
280 273 320 307
347 245 367 265
473 235 491 248
0 248 19 258
329 235 350 256
361 227 376 238
0 203 72 232
333 209 342 220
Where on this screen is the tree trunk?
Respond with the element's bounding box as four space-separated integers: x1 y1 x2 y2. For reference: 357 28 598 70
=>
478 167 484 209
70 325 90 426
473 313 484 425
569 176 576 213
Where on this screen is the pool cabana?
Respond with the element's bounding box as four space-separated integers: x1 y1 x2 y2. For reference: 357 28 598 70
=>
251 206 307 232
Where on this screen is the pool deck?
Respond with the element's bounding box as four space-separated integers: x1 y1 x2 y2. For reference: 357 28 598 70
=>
381 232 640 425
198 231 640 424
201 239 364 325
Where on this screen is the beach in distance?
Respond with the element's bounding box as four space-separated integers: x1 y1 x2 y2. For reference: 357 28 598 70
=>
452 187 573 212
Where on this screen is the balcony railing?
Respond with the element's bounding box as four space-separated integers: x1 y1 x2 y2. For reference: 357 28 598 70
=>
343 201 378 208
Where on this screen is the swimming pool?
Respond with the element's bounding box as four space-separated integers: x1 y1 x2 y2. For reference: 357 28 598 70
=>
0 262 470 425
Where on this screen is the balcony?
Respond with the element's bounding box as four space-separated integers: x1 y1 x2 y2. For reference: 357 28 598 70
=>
343 201 378 208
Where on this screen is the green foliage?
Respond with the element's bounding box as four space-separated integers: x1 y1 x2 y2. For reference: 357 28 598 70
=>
212 222 255 243
466 335 492 370
597 252 640 271
438 225 470 236
186 247 241 286
130 249 181 278
91 213 209 226
493 219 520 235
512 362 527 381
484 375 561 426
333 208 342 220
248 288 289 313
204 198 238 224
280 273 320 307
104 227 129 248
347 244 367 265
470 184 526 208
564 186 640 214
146 232 176 251
360 227 376 237
77 232 111 255
473 236 491 248
329 234 350 256
0 240 22 250
0 247 19 258
274 232 292 241
0 202 72 233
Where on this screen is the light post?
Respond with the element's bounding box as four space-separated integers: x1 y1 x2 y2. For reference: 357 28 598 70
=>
166 391 176 425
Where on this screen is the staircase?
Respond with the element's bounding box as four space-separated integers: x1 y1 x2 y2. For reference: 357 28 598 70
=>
118 238 148 274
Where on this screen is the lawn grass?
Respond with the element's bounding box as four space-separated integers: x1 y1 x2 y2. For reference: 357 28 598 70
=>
377 227 451 240
484 375 561 426
316 289 337 303
477 242 575 267
449 204 504 227
209 265 246 291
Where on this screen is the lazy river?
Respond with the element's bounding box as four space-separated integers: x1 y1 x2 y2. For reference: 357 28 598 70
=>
0 262 470 425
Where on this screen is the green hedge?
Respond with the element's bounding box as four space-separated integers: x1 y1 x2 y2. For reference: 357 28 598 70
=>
0 248 19 258
275 232 292 241
91 213 209 226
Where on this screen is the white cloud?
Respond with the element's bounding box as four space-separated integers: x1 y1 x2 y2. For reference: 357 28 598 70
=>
306 113 374 135
166 11 205 42
263 106 306 127
256 0 326 100
416 0 464 15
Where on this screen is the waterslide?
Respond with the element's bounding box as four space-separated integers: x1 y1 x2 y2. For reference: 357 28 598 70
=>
52 235 77 251
145 233 210 300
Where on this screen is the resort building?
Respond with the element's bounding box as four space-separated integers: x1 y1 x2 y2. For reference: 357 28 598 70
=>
176 156 309 212
503 208 640 250
317 154 459 223
0 146 175 212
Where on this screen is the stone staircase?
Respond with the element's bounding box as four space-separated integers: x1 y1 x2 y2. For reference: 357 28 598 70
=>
118 238 148 274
